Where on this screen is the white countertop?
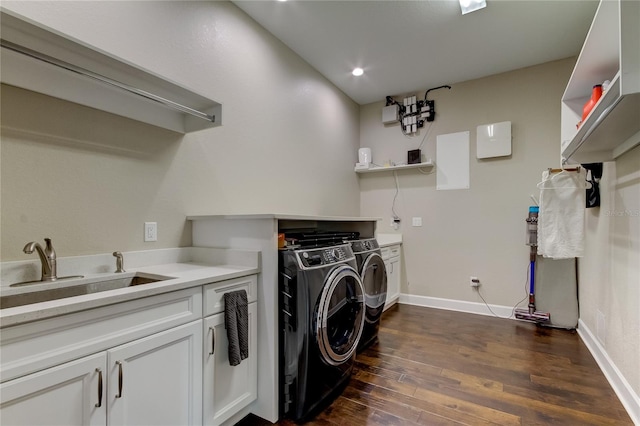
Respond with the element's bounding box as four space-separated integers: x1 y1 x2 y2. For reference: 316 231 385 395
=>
187 213 381 222
376 233 403 247
0 247 260 328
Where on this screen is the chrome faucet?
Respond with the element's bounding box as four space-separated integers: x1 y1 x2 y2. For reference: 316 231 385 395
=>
113 251 126 273
23 238 57 282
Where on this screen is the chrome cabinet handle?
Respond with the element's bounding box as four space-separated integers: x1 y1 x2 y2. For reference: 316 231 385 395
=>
115 361 123 398
209 327 216 355
95 368 103 408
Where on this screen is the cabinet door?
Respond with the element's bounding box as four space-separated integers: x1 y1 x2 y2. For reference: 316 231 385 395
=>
107 320 202 426
384 256 401 310
0 352 107 426
203 302 257 426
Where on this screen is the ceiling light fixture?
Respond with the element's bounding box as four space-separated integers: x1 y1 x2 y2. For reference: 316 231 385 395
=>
459 0 486 15
352 67 364 77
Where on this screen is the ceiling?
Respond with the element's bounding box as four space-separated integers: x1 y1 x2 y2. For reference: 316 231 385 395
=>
234 0 599 105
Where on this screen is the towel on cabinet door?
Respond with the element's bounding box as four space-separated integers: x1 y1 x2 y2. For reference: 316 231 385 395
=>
224 290 249 366
537 169 587 259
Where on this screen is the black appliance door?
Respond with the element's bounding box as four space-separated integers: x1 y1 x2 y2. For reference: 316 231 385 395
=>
315 265 365 366
361 253 387 323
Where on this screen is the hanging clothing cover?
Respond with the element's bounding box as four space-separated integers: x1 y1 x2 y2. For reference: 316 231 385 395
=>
537 169 587 259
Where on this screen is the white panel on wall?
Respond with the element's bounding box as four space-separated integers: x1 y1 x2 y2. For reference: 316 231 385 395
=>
477 121 512 159
436 131 470 190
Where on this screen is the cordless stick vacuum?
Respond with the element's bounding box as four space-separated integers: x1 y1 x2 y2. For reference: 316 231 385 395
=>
515 206 551 323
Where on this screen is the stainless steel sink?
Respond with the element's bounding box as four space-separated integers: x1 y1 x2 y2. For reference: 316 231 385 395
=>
9 275 86 288
1 273 174 309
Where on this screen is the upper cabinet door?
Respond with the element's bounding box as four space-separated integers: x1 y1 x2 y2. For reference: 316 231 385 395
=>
0 352 107 426
107 320 203 426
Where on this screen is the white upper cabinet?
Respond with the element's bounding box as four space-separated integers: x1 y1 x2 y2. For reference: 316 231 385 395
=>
561 0 639 164
0 9 222 134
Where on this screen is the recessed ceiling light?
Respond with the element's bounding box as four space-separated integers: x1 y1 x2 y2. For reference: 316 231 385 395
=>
459 0 486 15
352 68 364 77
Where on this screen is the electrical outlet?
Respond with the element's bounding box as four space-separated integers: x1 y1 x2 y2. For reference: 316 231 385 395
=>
144 222 157 242
470 276 480 287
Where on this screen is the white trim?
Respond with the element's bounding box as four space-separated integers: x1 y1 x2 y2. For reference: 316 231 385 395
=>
577 319 640 425
398 293 515 319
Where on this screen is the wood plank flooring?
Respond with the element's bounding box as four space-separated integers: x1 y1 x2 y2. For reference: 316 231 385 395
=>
239 304 633 425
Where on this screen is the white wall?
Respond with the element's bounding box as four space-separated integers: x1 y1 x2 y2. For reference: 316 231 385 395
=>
0 1 361 260
359 58 574 308
579 146 640 414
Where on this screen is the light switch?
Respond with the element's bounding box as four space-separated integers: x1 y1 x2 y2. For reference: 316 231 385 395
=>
412 217 422 227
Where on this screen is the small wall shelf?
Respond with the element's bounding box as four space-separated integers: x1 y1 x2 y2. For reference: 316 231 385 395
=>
0 10 222 134
355 160 434 174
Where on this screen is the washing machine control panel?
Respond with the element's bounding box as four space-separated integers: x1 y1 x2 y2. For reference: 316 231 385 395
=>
298 245 352 268
349 238 379 254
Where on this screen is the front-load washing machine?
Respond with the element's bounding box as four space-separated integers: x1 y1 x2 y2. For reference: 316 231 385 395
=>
279 243 365 422
349 238 387 352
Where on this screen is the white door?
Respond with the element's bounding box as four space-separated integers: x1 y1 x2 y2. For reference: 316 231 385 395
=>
0 352 107 426
203 302 257 426
107 320 202 426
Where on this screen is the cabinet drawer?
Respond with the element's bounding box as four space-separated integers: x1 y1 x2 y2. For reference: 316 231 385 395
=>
381 244 401 260
203 275 257 317
0 287 201 383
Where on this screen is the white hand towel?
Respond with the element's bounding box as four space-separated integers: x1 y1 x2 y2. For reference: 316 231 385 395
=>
537 169 587 259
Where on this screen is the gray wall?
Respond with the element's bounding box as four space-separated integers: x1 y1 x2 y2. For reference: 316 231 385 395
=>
359 58 574 307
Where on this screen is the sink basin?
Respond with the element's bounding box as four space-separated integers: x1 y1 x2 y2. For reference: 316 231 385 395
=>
1 273 174 309
10 275 86 288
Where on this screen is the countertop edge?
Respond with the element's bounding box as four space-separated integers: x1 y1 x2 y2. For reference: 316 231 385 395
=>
187 214 382 221
0 265 259 328
376 233 403 247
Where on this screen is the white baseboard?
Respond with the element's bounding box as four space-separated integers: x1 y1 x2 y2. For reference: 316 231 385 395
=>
577 319 640 425
398 293 515 319
394 294 639 425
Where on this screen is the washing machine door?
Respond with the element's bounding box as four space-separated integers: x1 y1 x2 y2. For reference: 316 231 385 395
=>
316 265 365 366
361 253 387 323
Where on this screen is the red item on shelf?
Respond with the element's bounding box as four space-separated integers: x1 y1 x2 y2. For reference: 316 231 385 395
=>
582 84 603 122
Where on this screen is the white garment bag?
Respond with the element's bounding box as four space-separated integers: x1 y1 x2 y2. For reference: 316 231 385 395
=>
537 169 589 259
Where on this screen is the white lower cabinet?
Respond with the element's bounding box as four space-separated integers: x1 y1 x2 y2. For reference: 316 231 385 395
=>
0 353 107 426
1 275 259 426
0 320 202 426
107 320 203 425
203 302 257 426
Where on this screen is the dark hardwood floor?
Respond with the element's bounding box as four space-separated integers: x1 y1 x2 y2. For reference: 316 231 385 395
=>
240 304 633 425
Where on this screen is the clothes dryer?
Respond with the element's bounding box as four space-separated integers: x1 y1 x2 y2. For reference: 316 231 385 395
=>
349 238 387 352
279 244 365 422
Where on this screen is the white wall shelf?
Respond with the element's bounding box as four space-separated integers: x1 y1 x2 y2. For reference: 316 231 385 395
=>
560 0 640 164
0 9 222 134
355 159 434 174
